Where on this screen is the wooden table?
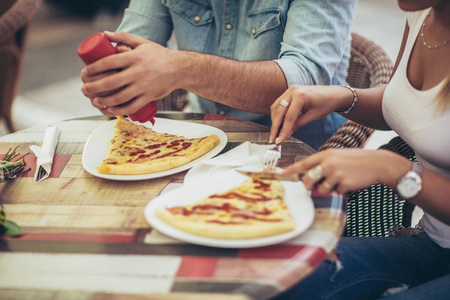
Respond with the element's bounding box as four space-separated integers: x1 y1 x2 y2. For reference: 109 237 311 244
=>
0 114 346 300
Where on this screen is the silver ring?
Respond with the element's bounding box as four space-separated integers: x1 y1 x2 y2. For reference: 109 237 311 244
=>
308 165 323 180
279 99 289 108
322 181 333 191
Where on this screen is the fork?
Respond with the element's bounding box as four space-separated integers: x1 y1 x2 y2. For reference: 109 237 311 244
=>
262 144 281 173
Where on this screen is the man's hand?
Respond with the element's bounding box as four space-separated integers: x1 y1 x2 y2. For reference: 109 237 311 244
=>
80 32 287 118
80 31 178 117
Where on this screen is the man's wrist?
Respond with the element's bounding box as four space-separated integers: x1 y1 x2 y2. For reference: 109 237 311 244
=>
168 50 190 90
172 50 207 91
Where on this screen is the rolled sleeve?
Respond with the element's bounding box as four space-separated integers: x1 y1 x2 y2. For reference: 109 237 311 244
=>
275 48 315 87
276 0 357 87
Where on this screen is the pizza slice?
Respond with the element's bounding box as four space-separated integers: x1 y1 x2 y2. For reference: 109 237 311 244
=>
155 178 296 239
97 116 220 175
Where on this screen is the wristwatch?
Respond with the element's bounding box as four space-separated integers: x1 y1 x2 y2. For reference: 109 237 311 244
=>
397 162 423 200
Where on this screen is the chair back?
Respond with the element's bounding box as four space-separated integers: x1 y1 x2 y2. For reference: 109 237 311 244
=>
347 32 393 89
0 0 42 132
156 89 189 112
346 137 417 237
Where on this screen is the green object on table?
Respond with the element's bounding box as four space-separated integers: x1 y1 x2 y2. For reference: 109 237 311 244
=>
0 145 31 182
0 219 22 237
0 195 22 237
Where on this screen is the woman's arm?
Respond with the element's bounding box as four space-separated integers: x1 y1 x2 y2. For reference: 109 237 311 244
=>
409 168 450 226
282 149 450 226
270 84 388 144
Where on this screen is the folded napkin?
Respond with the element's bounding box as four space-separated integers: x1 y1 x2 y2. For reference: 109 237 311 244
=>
183 141 273 185
29 126 60 183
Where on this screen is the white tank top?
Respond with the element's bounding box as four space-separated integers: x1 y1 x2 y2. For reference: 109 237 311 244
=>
382 8 450 248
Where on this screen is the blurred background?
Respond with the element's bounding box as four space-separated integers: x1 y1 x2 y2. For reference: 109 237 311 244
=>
4 0 406 135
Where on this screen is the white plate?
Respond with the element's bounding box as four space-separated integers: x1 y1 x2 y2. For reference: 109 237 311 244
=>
145 168 314 248
82 117 228 181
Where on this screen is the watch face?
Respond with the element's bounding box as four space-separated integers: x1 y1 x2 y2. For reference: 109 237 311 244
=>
398 172 422 199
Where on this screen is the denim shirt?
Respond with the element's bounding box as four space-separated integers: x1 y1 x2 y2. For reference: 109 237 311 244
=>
117 0 357 149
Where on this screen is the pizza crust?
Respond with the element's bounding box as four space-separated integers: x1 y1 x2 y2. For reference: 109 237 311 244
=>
156 209 296 239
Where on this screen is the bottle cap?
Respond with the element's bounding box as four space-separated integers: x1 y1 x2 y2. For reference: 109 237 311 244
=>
77 32 118 65
129 102 157 125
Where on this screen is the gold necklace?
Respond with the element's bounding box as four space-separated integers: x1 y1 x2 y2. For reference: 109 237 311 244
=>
421 10 450 49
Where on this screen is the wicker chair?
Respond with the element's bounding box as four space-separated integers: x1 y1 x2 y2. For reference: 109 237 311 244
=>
345 137 417 237
156 88 189 112
318 32 417 237
0 0 43 133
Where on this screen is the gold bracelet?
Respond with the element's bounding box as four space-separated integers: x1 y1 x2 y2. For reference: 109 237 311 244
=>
335 85 358 114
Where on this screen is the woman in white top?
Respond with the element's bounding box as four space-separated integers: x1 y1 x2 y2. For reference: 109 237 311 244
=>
270 0 450 299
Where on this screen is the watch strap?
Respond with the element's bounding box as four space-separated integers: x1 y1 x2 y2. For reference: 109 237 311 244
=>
411 161 423 176
397 162 423 200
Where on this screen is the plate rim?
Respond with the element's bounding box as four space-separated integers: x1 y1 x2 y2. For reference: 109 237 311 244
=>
82 117 228 181
144 168 314 248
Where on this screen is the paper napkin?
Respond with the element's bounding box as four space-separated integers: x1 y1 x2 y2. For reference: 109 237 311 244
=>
183 141 273 185
29 126 60 183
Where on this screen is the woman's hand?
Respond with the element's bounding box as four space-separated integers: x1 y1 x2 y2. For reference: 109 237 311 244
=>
269 85 355 144
80 32 178 117
283 149 411 194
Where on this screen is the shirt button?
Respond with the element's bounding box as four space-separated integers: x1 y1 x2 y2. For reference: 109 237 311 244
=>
252 28 256 35
226 24 233 30
219 110 226 116
194 16 201 22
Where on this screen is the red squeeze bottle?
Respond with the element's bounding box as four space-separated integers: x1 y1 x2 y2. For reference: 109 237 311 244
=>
77 32 157 125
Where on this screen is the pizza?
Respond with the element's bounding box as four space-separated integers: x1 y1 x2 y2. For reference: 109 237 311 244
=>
155 178 296 239
97 116 220 175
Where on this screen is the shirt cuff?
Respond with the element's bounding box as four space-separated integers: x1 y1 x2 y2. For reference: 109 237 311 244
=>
274 58 316 87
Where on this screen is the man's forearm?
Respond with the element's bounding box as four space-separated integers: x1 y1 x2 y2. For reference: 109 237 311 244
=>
174 51 288 114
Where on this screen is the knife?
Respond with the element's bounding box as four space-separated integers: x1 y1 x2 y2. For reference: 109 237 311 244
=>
237 170 306 182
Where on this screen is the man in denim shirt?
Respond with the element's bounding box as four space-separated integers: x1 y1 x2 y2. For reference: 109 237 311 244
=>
81 0 357 149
